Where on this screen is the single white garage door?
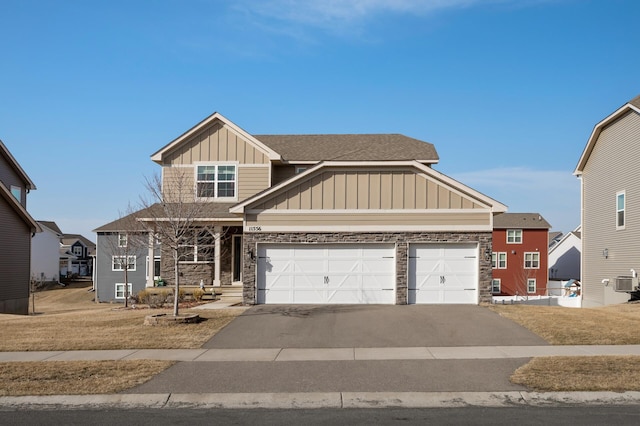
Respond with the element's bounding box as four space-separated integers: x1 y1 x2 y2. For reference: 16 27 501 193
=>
408 243 478 304
257 244 395 304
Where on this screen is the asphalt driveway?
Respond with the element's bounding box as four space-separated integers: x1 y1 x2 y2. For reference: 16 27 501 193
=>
203 304 548 349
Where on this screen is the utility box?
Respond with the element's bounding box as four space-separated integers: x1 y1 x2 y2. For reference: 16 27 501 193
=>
615 276 639 292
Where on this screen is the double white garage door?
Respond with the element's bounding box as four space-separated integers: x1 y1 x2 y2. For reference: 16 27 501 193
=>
257 243 478 304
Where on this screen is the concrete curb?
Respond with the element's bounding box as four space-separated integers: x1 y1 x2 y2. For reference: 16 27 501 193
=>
1 391 640 410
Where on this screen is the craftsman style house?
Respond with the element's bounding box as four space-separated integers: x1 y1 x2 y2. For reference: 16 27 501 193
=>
0 139 40 314
95 112 507 305
491 213 550 297
575 95 640 307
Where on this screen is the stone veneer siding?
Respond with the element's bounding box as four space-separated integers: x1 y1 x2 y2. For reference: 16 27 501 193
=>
242 231 493 305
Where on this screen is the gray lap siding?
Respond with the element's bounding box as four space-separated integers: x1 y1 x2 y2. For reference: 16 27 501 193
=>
242 231 493 305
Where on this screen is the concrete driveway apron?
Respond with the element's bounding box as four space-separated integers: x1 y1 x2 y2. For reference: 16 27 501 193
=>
129 305 546 394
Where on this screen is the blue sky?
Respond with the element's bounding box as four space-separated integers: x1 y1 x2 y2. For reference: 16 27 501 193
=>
1 0 638 241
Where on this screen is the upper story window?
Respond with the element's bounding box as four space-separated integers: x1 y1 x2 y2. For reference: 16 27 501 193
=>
506 229 522 244
112 255 136 271
73 245 83 256
617 191 625 229
524 252 540 269
295 166 308 174
492 252 507 269
196 164 236 199
118 233 128 247
10 185 21 201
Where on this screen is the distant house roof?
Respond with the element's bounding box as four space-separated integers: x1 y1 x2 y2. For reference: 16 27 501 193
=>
575 94 640 174
255 134 439 164
38 221 63 235
493 213 551 229
549 231 563 245
61 234 96 255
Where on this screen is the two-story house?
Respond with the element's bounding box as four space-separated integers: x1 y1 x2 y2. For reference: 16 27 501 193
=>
60 234 95 277
96 112 508 305
0 139 40 314
574 94 640 306
491 213 550 297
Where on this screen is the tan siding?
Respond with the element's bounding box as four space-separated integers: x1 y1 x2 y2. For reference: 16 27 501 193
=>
165 122 269 165
247 212 490 228
162 167 195 203
369 173 381 209
251 167 487 213
334 173 346 209
238 166 270 201
582 111 640 306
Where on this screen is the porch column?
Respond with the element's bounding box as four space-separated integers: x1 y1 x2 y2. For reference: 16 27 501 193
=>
147 231 154 288
214 226 222 286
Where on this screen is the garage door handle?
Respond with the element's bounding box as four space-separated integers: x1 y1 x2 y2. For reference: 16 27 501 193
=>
382 288 394 291
464 288 474 291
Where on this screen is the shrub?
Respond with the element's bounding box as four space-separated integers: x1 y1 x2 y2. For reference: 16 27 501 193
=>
192 288 205 301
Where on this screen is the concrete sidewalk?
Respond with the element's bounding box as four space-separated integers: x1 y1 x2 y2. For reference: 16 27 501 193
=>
2 344 640 362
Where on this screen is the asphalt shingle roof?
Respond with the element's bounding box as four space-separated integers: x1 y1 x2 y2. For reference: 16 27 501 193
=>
493 213 551 229
255 134 439 163
94 203 239 232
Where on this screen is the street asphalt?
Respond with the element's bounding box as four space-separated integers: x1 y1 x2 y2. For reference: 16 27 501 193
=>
2 303 640 409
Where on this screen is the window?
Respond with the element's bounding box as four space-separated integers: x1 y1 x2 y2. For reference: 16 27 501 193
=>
115 283 133 299
492 252 507 269
10 185 21 201
295 166 308 174
617 191 625 229
506 229 522 244
196 164 236 199
527 279 536 293
491 279 501 293
118 233 128 247
73 245 83 256
112 255 136 271
178 229 215 263
524 252 540 269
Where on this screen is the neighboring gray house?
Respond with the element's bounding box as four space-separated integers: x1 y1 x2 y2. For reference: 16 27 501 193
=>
0 139 40 314
94 112 507 306
574 94 640 306
93 215 160 303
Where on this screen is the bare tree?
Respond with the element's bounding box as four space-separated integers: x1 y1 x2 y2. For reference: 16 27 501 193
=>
137 169 228 316
100 205 148 307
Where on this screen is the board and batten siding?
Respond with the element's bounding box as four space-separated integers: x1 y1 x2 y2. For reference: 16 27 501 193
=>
0 196 31 314
162 122 270 166
582 110 640 306
252 169 484 211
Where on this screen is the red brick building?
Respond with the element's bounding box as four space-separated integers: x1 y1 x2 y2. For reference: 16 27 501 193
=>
492 213 550 297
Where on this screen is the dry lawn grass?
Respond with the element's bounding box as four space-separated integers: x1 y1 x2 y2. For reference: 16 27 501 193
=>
511 356 640 392
0 282 243 396
488 303 640 345
0 282 245 351
0 360 174 396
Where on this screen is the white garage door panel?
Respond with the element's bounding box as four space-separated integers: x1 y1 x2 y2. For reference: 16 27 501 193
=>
408 243 478 304
257 244 395 304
